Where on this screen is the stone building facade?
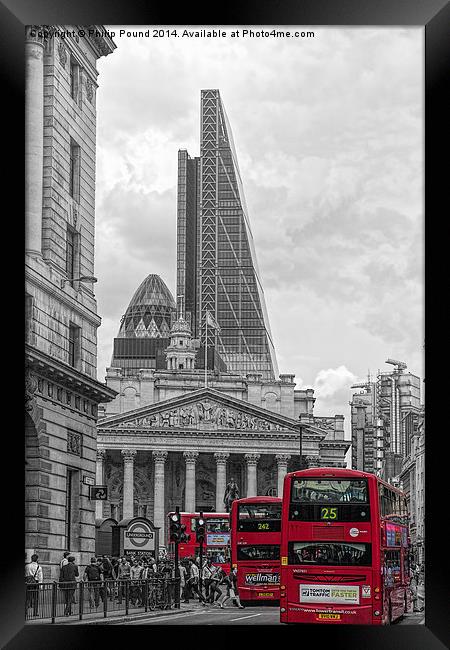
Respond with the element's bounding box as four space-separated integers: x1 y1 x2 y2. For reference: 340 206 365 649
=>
25 25 116 579
400 406 425 565
98 314 350 544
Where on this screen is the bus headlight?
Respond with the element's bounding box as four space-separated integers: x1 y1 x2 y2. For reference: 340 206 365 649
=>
280 585 286 590
373 610 380 616
280 607 286 613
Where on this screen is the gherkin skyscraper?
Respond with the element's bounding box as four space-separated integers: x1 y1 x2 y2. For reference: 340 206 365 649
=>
177 89 278 380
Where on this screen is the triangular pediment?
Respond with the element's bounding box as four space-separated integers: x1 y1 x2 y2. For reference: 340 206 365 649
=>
98 387 323 436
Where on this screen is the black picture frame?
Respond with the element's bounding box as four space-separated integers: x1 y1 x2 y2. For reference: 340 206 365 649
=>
6 0 448 646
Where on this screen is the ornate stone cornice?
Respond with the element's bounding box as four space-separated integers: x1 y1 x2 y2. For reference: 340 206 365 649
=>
25 343 117 404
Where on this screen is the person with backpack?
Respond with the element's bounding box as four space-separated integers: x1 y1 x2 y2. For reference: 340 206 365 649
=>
25 554 43 616
83 557 102 608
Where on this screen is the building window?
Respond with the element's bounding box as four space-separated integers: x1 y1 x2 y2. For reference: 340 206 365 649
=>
68 323 81 368
65 468 80 549
69 140 81 201
70 57 80 103
25 293 34 343
66 225 75 278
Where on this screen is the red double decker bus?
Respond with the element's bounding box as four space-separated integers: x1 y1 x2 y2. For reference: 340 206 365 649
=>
280 468 411 625
166 512 230 573
230 497 282 603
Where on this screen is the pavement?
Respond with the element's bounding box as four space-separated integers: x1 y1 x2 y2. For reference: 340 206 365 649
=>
24 601 204 626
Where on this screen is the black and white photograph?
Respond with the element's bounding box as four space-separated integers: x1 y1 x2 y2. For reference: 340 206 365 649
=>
14 4 446 644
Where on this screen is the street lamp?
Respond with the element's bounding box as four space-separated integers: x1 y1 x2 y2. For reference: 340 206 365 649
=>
61 275 98 289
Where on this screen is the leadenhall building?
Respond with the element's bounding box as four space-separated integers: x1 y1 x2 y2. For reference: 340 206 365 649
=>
97 90 350 543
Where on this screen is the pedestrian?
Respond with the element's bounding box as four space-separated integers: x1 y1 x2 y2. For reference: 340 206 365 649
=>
130 559 143 606
83 558 102 608
187 558 207 604
25 554 43 617
202 558 214 602
209 565 224 604
117 556 131 605
219 567 244 609
179 561 187 602
60 551 70 573
102 554 114 600
410 569 419 612
59 555 79 616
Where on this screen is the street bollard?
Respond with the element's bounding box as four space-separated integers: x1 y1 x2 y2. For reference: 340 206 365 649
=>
79 581 84 620
103 581 108 618
51 582 57 624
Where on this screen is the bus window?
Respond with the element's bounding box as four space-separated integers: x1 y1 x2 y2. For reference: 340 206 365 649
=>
291 479 368 504
237 545 280 561
288 541 372 566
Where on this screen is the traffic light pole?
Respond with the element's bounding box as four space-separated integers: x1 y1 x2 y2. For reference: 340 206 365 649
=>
174 506 180 609
198 511 204 601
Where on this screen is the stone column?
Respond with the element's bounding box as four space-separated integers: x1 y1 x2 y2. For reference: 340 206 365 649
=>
95 449 106 519
276 454 291 499
152 450 168 543
245 453 260 497
121 449 137 520
183 451 199 513
25 27 45 257
214 452 230 512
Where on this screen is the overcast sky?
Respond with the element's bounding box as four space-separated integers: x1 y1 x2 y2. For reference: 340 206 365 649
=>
94 27 424 438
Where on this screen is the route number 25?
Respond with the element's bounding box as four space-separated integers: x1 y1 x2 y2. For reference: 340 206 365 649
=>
321 507 337 520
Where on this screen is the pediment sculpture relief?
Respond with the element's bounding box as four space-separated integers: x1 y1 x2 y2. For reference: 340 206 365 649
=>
120 399 286 432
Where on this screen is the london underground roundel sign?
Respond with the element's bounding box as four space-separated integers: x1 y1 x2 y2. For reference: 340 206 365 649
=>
124 521 155 551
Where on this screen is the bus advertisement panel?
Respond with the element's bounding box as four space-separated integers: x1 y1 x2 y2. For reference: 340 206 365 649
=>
279 468 411 625
231 497 282 602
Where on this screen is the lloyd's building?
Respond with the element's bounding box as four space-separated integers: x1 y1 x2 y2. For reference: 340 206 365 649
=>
97 90 349 544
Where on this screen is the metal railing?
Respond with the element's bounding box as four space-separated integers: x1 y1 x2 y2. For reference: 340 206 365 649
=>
25 577 180 623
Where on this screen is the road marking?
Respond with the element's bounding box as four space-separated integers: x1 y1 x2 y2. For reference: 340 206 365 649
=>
229 613 262 622
128 611 203 624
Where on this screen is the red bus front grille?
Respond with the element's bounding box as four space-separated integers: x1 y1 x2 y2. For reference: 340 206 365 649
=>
312 526 344 540
293 573 366 583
